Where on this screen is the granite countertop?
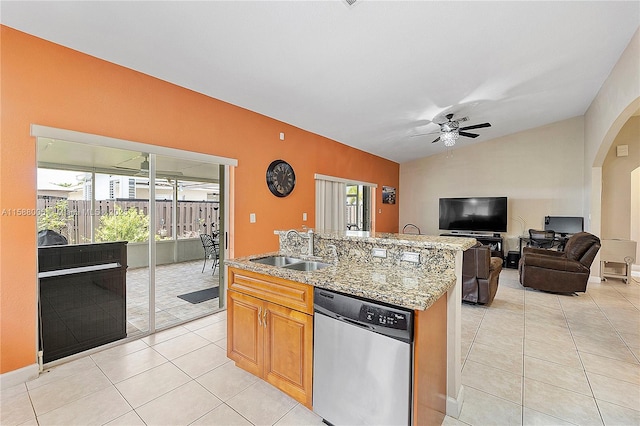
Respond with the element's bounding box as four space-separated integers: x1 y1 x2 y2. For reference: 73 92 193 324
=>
276 229 477 252
225 252 457 311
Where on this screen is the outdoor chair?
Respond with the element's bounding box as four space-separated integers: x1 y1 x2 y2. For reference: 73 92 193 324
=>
200 234 220 275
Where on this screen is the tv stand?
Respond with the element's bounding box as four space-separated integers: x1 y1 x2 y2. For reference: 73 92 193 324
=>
441 233 504 260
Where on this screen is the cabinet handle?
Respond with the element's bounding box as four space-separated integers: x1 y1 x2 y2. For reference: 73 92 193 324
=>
257 307 262 326
263 309 267 327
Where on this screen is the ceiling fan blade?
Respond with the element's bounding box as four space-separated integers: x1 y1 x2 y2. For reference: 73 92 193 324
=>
435 114 467 124
459 122 491 131
410 130 440 137
431 136 441 144
459 131 479 138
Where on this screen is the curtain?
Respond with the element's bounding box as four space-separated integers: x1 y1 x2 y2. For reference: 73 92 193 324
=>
315 179 346 231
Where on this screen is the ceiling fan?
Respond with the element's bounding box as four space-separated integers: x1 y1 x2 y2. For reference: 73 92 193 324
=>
114 154 183 178
412 113 492 147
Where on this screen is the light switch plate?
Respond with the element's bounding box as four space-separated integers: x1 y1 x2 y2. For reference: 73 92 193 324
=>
372 248 387 258
401 252 420 263
250 213 256 223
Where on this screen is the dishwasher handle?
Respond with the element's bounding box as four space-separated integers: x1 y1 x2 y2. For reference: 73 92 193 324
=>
315 306 373 331
337 315 374 331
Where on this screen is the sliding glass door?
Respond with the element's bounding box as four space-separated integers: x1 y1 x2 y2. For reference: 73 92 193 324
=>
151 154 223 330
36 134 233 363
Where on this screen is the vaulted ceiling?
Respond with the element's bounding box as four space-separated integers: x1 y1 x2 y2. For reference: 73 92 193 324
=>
2 1 639 163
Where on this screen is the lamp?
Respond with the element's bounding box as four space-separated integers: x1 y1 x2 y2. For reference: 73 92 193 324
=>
440 130 459 147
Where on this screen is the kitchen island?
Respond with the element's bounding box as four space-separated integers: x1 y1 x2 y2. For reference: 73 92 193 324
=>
225 230 475 424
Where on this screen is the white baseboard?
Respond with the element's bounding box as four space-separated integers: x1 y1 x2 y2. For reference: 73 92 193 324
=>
589 275 602 283
446 384 465 418
0 364 39 389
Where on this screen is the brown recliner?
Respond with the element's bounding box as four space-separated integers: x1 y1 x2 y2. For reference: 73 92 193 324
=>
462 243 503 304
519 232 601 293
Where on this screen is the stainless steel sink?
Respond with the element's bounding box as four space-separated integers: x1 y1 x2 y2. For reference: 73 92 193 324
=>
250 256 303 267
250 255 331 272
282 261 331 272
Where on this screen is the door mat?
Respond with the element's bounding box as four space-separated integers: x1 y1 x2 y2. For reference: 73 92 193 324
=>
177 287 219 304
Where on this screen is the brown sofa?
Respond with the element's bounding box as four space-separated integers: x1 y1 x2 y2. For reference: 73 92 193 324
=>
462 243 503 305
519 232 601 293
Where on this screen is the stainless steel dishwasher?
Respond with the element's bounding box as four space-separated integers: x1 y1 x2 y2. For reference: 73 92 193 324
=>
313 288 414 426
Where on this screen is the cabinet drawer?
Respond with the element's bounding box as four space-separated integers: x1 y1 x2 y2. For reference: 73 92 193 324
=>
229 268 313 314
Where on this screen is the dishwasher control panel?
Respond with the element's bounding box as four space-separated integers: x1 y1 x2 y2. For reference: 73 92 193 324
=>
360 305 409 330
314 288 414 342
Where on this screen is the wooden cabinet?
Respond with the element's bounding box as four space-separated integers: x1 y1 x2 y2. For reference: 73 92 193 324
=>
227 290 263 377
227 268 313 408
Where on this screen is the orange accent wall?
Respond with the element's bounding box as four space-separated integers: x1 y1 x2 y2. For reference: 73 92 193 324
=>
0 26 399 374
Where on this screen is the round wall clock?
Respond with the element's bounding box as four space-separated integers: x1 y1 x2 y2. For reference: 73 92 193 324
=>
266 159 296 197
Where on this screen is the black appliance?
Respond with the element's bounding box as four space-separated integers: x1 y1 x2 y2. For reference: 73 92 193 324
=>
544 216 584 236
38 242 127 363
439 197 508 233
506 251 520 269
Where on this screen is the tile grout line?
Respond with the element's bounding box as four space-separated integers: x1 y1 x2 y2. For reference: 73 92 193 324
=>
521 286 609 426
559 291 607 426
91 351 140 425
461 306 487 371
592 281 640 365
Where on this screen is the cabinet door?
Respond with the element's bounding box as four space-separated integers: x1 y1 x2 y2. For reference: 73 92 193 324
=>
263 301 313 408
227 290 264 377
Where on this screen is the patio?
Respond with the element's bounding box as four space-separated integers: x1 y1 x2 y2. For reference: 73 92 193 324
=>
126 259 221 334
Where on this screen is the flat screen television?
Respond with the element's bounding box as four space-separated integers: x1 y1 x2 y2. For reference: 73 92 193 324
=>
439 197 508 233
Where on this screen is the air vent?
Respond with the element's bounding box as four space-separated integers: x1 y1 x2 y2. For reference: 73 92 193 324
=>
344 0 357 5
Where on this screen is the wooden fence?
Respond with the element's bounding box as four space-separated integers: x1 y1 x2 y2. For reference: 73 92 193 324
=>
37 197 219 244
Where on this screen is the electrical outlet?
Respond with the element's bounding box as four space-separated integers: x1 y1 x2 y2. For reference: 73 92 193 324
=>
372 248 387 258
303 212 307 221
401 251 420 263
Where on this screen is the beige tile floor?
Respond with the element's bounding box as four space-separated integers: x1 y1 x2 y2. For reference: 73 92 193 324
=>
2 269 639 425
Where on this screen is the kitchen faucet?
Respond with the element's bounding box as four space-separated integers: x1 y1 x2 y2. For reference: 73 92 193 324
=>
285 229 314 256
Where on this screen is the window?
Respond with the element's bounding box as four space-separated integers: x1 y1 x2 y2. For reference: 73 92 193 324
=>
314 174 375 232
346 184 371 231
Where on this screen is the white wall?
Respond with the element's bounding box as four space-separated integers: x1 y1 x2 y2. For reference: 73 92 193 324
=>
583 28 640 276
602 116 640 241
400 117 585 253
584 28 640 230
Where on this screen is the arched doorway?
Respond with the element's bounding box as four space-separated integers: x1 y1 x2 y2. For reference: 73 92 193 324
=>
591 100 640 277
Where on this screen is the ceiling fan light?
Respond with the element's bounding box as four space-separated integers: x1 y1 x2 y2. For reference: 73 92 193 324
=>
440 131 459 147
